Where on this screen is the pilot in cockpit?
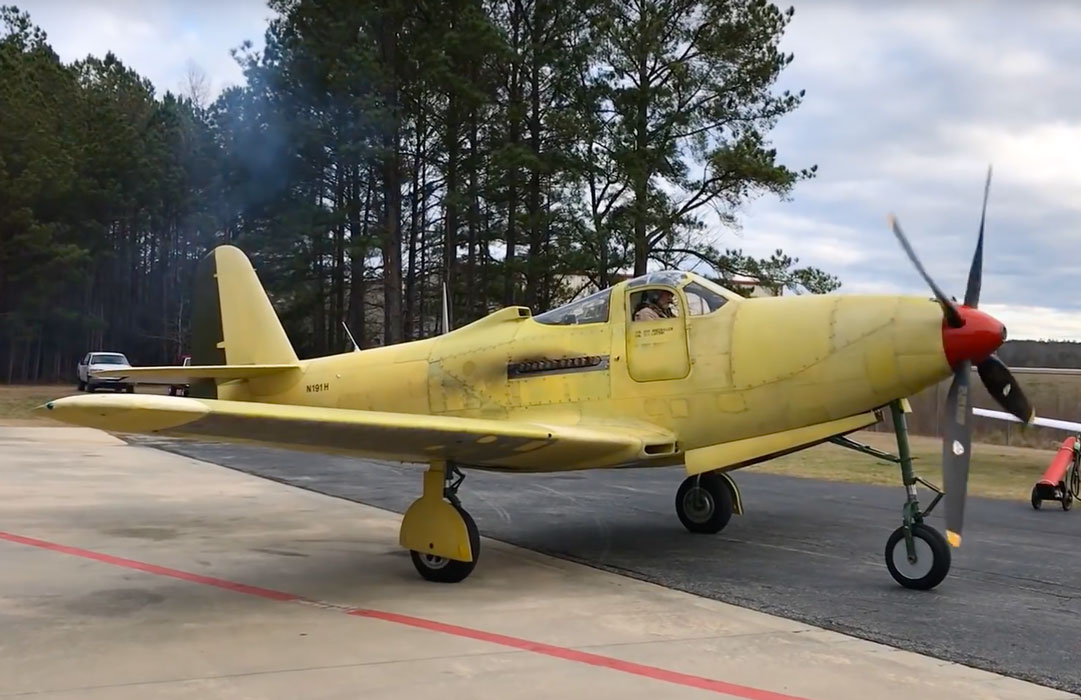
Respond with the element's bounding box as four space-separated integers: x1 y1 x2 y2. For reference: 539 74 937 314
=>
633 289 676 321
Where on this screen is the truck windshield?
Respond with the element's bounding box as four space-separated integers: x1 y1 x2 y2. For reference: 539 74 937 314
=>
93 354 128 365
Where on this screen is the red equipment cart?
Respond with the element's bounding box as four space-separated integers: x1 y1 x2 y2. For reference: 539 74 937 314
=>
1031 435 1081 511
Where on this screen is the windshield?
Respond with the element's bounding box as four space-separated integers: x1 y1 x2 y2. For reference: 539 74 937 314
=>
92 354 128 365
533 288 611 325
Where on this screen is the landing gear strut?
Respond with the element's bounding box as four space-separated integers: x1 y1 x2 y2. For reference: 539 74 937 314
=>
400 461 480 583
832 399 951 590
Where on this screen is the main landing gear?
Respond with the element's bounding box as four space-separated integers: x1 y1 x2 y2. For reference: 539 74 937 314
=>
675 471 740 534
832 399 951 590
399 460 480 583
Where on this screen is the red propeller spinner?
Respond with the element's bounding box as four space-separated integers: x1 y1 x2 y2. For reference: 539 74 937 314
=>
941 306 1007 368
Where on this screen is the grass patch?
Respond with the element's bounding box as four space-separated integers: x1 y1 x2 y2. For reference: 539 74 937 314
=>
0 383 171 425
0 384 75 425
755 429 1057 501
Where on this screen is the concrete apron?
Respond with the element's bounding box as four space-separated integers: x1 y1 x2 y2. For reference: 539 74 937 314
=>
0 426 1074 700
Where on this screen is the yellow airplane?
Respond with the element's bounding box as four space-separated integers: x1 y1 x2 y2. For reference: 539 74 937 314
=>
40 170 1035 590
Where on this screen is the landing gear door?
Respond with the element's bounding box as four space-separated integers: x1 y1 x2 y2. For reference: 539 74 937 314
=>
626 287 690 382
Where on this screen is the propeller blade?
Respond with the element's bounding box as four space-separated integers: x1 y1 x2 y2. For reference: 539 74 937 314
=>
977 354 1034 423
942 361 973 547
888 214 965 328
963 165 992 308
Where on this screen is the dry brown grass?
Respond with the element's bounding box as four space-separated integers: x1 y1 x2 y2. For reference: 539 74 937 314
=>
0 384 74 425
0 383 171 425
755 429 1058 501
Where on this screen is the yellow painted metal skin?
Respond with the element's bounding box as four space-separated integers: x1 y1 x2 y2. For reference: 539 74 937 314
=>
684 410 881 477
40 245 957 563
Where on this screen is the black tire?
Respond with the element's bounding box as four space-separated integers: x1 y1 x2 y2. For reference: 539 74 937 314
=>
1031 486 1042 510
675 472 734 534
410 505 480 583
77 380 85 392
125 385 135 393
884 523 951 590
1062 494 1073 512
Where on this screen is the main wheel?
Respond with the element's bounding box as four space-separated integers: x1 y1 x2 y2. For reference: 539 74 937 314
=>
410 505 480 583
1062 492 1073 511
675 472 734 534
1031 486 1042 510
884 522 951 590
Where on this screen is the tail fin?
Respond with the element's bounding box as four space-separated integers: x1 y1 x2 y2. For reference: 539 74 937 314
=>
192 245 298 367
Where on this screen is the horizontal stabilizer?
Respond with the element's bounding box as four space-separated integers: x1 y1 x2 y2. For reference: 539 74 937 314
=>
91 364 300 384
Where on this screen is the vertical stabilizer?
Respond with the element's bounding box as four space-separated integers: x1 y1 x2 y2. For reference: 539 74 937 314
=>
191 245 299 369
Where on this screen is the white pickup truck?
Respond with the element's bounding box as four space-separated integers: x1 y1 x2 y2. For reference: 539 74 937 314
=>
76 352 135 393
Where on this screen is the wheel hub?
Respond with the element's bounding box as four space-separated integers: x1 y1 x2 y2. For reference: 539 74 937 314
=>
682 487 715 523
891 534 933 580
418 553 449 570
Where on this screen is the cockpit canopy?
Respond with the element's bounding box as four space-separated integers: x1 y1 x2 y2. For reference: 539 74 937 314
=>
532 271 740 326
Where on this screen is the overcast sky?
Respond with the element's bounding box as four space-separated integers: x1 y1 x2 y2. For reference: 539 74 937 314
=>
18 0 1081 340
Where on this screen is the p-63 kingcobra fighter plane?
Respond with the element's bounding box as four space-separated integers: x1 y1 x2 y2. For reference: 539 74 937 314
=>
41 169 1035 590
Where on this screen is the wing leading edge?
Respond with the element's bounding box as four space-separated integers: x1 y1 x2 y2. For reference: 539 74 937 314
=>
37 393 673 472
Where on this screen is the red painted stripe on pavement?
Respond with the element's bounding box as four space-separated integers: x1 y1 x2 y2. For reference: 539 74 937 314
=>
0 531 298 602
0 530 814 700
351 608 812 700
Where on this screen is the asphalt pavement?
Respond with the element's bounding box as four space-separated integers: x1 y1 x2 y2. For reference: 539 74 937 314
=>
130 435 1081 695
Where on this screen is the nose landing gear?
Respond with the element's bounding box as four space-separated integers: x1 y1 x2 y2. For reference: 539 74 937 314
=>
831 399 952 590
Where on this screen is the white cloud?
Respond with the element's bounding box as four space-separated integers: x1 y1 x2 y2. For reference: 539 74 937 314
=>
982 303 1081 342
19 0 270 100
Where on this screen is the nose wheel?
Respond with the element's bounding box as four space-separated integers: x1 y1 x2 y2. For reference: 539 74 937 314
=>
885 522 951 590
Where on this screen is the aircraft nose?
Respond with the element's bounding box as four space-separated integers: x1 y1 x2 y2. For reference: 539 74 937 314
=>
942 306 1006 367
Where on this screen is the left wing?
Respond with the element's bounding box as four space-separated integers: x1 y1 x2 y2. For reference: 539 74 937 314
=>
974 407 1081 433
37 393 675 472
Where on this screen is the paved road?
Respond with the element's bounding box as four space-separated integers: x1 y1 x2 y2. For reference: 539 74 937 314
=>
132 436 1081 694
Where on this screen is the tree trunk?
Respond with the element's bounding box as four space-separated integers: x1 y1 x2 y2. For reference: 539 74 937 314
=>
503 0 523 307
633 41 650 276
443 91 460 328
335 159 347 352
525 20 543 310
466 110 479 319
404 103 425 340
381 11 404 346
